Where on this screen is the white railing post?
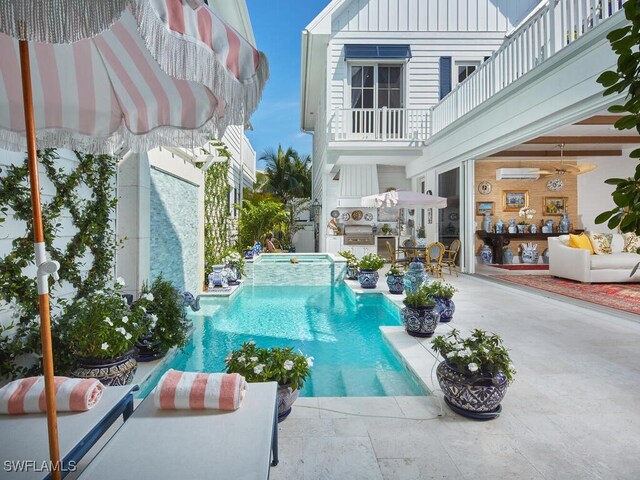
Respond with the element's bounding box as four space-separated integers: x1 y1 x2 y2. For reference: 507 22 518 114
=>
381 106 387 141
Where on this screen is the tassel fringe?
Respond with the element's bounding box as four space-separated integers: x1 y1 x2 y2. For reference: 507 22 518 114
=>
0 0 126 43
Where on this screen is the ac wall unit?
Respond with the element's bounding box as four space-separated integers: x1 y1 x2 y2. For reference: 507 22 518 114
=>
495 168 540 180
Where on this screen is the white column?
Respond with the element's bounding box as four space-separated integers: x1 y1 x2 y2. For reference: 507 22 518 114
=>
116 151 150 298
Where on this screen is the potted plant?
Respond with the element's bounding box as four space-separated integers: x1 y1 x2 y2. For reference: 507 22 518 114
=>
385 266 405 294
225 341 313 422
432 329 515 420
430 281 457 323
381 223 392 234
516 220 528 234
357 253 385 288
65 279 145 385
223 249 245 283
133 275 189 361
338 250 359 280
401 283 439 337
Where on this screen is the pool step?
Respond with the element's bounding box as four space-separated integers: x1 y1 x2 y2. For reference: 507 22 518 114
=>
304 365 347 397
375 370 420 396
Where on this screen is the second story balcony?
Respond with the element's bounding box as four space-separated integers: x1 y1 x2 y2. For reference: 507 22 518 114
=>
330 107 429 144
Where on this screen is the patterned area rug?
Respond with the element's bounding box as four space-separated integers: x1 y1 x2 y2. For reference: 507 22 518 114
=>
492 264 549 271
493 275 640 315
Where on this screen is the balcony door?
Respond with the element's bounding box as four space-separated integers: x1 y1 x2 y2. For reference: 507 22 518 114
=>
350 64 403 139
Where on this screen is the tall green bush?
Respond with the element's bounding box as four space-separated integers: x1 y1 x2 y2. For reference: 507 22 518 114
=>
237 200 288 249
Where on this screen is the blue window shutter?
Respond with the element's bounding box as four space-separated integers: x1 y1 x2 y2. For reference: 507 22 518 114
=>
439 57 452 100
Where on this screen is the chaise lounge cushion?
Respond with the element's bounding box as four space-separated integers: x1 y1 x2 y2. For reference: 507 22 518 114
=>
590 252 640 270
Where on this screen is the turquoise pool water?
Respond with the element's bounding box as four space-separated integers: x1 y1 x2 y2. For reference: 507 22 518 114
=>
138 285 426 398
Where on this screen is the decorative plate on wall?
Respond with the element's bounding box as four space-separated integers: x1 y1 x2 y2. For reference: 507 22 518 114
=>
364 212 373 221
478 181 492 195
449 212 459 221
341 212 351 221
351 210 363 221
547 178 564 191
330 209 340 218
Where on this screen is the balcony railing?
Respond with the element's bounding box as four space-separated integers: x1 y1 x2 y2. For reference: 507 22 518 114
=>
331 107 429 142
430 0 624 136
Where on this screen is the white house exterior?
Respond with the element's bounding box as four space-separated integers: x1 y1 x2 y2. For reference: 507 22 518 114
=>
302 0 639 272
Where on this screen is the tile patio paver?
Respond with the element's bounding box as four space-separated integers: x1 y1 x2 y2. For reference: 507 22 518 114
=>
272 274 640 480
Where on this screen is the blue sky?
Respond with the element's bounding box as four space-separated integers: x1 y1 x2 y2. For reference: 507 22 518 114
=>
245 0 328 168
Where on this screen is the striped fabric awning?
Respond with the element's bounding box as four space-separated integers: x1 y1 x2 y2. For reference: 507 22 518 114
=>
0 0 269 153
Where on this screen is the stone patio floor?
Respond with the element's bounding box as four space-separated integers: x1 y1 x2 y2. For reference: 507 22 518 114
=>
270 273 640 480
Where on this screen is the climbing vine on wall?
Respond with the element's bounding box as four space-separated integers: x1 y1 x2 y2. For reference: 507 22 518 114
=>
0 149 118 379
204 142 232 277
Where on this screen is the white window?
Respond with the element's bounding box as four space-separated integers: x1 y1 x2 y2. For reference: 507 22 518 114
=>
454 61 480 86
349 64 404 138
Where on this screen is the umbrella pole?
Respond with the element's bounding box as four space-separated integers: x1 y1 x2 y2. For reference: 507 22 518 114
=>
18 39 62 480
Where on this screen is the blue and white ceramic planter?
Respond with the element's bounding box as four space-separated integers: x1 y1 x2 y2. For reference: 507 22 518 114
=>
403 260 429 294
345 265 359 280
401 305 440 337
502 247 514 264
434 296 455 323
520 248 539 264
480 245 493 264
386 275 405 295
358 269 379 289
436 361 508 419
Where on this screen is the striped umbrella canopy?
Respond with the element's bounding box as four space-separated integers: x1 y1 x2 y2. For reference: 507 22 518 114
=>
0 2 268 478
0 0 269 153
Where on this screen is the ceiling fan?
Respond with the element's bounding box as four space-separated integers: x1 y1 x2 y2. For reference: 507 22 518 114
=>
536 144 598 176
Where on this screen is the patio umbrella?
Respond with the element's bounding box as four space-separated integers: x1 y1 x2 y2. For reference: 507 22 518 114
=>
361 189 447 209
0 1 268 477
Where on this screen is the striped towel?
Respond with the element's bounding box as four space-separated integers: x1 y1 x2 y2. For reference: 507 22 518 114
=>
0 377 104 414
153 369 247 411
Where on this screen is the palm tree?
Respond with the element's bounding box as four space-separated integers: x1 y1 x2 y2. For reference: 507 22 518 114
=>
259 145 311 204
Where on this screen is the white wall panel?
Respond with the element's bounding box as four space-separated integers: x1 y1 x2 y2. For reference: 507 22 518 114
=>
332 0 540 33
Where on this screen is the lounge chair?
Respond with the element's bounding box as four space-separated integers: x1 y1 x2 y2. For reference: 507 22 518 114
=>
0 385 137 480
77 382 278 480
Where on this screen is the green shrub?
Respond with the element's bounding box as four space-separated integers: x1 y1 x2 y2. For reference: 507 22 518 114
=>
430 281 457 298
338 250 359 267
403 283 436 308
358 253 385 271
386 266 404 277
133 275 189 354
432 329 515 382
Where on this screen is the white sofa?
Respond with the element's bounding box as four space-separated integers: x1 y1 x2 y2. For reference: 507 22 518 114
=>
548 235 640 283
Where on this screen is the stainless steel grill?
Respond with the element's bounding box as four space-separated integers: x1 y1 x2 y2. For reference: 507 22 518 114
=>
344 225 374 246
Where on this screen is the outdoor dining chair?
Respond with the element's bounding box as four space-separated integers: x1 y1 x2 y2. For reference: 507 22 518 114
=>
442 239 461 276
425 242 445 279
386 241 409 268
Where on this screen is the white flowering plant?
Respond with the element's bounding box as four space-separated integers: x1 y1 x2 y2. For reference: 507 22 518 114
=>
519 207 537 219
222 249 245 275
224 341 313 391
132 275 189 354
431 329 515 382
64 280 145 359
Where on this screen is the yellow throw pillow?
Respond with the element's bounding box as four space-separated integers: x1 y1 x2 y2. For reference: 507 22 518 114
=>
588 232 613 255
568 233 594 254
625 232 640 253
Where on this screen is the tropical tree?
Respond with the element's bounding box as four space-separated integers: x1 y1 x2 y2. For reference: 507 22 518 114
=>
237 199 288 249
595 1 640 235
260 145 311 204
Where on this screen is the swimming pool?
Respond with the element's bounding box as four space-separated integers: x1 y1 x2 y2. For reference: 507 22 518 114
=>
138 285 426 398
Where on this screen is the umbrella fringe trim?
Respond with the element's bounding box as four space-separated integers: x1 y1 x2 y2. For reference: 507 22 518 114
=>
0 0 126 43
0 118 233 155
130 0 269 128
